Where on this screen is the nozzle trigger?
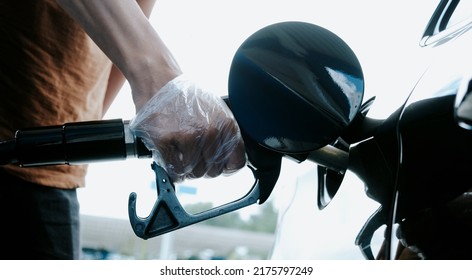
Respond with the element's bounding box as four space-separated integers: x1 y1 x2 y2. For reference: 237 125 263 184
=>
354 206 388 260
128 162 261 239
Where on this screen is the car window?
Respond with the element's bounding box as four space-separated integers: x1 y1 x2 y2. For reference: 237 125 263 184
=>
421 0 472 46
445 0 472 30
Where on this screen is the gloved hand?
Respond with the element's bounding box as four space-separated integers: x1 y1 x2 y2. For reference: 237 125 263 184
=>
130 75 246 182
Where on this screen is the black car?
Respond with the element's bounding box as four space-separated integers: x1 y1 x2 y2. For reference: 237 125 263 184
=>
227 0 472 260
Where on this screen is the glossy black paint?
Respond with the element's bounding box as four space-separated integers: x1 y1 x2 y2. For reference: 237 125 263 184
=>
397 94 472 216
228 21 364 154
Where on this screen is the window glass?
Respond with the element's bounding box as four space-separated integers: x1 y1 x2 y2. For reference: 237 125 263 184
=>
445 0 472 29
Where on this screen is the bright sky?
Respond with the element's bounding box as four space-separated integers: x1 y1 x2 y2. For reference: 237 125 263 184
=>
78 1 440 258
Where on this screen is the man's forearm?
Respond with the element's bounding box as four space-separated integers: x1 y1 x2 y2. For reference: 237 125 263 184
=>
56 0 182 111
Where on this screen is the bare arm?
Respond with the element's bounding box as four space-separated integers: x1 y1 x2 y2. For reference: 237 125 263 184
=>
56 0 246 181
101 0 158 114
56 0 182 112
102 65 125 115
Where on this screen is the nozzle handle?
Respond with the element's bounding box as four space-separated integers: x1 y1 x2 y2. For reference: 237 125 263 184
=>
128 162 260 239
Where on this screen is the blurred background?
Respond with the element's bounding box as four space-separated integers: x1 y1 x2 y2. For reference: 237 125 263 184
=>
78 0 440 259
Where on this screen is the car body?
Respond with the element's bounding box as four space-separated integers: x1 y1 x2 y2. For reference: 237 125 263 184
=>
268 0 472 260
384 0 472 259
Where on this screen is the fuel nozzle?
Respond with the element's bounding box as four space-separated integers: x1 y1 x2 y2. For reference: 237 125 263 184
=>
0 119 151 167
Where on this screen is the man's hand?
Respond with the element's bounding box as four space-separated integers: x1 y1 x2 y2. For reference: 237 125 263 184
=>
130 75 246 182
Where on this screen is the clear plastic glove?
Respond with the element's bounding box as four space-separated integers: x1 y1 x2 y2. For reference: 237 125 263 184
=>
130 75 246 182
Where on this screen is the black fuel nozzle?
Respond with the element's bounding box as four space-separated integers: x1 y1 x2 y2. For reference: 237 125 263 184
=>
1 119 151 167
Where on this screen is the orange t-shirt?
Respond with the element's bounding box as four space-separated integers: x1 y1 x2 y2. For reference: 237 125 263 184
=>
0 1 113 188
